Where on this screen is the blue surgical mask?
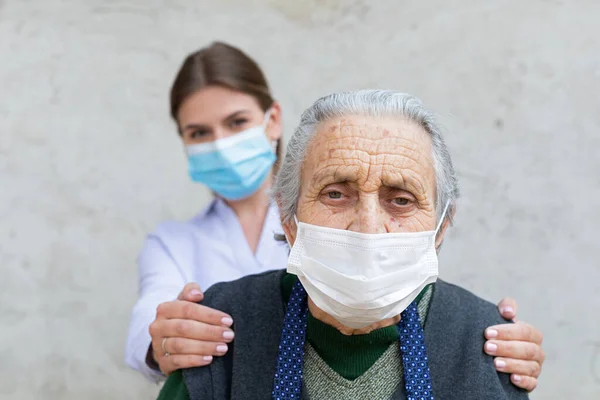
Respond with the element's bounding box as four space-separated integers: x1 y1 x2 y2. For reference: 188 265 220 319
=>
185 111 276 200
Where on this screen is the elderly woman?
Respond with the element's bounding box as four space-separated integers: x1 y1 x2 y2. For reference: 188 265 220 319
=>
158 90 531 399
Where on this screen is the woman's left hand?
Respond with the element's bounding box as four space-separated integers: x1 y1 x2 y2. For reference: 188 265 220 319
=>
485 298 545 392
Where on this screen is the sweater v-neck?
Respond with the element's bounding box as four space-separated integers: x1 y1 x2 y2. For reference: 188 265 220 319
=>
281 274 433 380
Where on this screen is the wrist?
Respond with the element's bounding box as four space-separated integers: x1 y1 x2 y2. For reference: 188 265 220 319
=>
145 342 162 372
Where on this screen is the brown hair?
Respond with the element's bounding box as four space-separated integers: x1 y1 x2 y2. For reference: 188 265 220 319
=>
170 41 283 169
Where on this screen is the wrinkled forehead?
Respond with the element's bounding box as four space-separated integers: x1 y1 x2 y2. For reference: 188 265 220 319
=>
300 115 436 196
312 115 432 165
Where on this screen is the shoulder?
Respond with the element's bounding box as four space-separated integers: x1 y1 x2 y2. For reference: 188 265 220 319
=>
201 269 287 314
184 270 288 399
434 280 505 325
146 201 218 244
429 280 529 398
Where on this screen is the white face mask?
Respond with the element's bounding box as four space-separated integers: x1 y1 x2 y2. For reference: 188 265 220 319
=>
286 203 450 329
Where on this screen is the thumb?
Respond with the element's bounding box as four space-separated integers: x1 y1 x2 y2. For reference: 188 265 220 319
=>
497 297 518 322
178 282 204 302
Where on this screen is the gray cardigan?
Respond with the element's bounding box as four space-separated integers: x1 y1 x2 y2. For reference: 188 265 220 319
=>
183 270 528 400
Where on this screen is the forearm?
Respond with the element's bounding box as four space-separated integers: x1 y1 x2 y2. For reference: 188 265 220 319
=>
145 341 161 372
127 233 190 380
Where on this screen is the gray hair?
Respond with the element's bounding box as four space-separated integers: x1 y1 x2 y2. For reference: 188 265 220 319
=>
273 89 460 226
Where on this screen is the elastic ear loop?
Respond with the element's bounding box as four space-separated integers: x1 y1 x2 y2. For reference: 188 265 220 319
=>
434 201 451 236
263 108 272 128
263 109 278 152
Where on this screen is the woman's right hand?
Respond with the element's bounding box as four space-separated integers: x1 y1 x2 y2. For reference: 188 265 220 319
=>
148 283 235 376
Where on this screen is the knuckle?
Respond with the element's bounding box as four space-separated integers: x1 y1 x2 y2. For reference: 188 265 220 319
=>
148 321 158 337
182 302 196 320
500 326 515 340
540 348 546 363
524 324 536 341
524 344 537 360
502 340 516 355
529 362 541 378
172 338 186 354
156 302 168 317
176 320 189 336
514 323 527 338
170 356 182 369
207 324 223 339
186 354 207 367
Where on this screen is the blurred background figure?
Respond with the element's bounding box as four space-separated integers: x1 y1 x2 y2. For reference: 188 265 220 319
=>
124 41 289 382
1 1 599 399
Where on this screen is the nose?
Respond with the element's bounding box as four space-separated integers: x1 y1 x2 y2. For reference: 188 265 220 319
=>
213 126 227 140
347 196 387 234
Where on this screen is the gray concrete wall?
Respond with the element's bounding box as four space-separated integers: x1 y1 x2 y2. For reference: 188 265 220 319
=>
1 0 598 398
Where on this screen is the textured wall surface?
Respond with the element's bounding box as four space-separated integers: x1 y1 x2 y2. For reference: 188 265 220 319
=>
1 0 599 398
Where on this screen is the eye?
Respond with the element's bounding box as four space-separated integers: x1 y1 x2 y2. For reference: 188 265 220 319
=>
393 197 410 206
230 118 249 128
190 129 209 139
327 191 343 199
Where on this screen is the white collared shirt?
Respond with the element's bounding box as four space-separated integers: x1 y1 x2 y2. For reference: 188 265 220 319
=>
124 198 288 381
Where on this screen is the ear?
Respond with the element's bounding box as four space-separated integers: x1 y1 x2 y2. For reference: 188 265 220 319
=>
266 101 283 142
276 194 297 246
435 204 456 249
282 218 297 247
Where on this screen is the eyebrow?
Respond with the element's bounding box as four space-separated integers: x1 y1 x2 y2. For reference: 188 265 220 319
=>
181 109 252 132
310 166 360 187
310 165 426 195
382 174 426 196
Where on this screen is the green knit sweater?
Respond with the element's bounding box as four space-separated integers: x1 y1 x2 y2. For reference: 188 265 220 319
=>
157 275 433 400
303 342 402 400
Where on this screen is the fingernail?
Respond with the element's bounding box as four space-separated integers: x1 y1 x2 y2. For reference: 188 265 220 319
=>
223 330 235 340
203 356 213 362
501 306 514 315
513 374 521 383
221 317 233 326
495 359 506 369
216 345 228 353
486 329 498 338
485 342 498 354
190 289 202 297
